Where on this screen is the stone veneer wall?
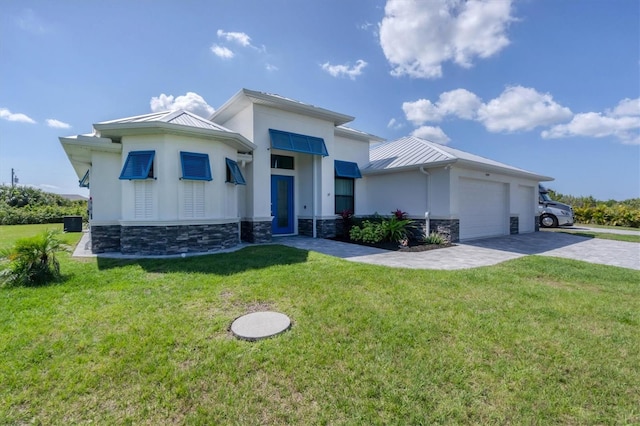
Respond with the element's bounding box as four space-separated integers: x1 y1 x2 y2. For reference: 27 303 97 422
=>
119 223 239 255
298 218 337 238
241 220 272 243
427 219 460 243
91 225 122 253
510 216 519 234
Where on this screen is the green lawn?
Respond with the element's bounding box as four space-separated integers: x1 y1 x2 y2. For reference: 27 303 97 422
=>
575 223 640 232
1 225 639 424
543 227 640 243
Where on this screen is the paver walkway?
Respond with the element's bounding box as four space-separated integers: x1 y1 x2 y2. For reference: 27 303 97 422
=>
74 230 640 270
275 232 640 270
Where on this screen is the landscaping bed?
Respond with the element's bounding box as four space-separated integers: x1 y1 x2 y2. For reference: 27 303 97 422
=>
330 235 455 252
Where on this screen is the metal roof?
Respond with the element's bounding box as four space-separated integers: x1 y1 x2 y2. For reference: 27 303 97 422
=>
96 110 233 132
211 89 354 126
363 136 552 180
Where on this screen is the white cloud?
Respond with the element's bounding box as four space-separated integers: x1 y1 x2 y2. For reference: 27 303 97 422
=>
217 29 252 47
542 98 640 145
411 126 451 144
387 118 404 130
379 0 515 79
266 63 279 72
210 44 234 59
403 89 482 124
15 9 48 34
477 86 572 132
150 92 215 118
46 119 71 129
0 108 36 124
321 60 368 80
609 97 640 117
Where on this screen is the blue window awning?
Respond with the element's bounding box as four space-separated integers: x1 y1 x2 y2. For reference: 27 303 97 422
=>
269 129 328 156
334 160 362 179
180 152 212 181
79 169 90 188
119 150 155 180
225 158 246 185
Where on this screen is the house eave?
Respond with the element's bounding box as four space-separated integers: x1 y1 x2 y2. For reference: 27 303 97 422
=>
93 121 257 152
362 159 457 175
455 159 553 181
335 126 385 142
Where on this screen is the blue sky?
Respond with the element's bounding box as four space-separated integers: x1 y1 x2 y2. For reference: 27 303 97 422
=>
1 0 639 200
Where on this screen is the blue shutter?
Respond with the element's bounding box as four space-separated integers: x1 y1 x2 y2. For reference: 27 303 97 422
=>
119 151 155 180
180 152 212 181
79 169 90 188
268 129 328 156
225 158 246 185
334 160 362 179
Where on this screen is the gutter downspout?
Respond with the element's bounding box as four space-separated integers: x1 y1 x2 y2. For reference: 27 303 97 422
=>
312 155 317 238
420 166 430 235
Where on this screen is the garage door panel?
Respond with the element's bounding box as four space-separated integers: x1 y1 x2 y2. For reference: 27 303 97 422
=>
459 178 508 240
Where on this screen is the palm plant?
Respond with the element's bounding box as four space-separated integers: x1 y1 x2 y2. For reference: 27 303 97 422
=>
0 230 66 287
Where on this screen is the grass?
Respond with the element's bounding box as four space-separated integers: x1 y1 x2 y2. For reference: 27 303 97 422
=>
543 227 640 243
575 223 639 232
1 225 639 424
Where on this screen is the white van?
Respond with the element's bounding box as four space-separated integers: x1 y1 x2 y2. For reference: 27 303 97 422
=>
539 184 574 228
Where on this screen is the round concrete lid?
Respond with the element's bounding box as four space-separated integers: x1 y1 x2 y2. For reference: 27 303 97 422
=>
230 311 291 341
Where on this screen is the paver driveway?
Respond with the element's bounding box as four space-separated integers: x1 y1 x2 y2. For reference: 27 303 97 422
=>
276 232 640 270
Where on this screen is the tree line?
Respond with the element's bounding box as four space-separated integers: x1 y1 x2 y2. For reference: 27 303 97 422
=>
0 185 87 225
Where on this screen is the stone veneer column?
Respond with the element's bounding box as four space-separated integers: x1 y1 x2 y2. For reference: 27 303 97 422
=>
90 225 121 253
241 220 272 243
510 216 519 234
428 219 460 243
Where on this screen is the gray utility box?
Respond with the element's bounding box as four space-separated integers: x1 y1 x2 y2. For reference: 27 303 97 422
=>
63 216 83 232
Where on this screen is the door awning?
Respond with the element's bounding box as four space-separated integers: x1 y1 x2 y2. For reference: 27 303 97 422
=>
269 129 328 156
334 160 362 178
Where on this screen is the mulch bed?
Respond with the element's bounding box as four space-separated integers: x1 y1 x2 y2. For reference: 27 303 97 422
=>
329 236 455 252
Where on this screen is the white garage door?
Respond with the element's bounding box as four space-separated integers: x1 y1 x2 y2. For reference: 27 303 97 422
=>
516 185 535 234
459 178 508 240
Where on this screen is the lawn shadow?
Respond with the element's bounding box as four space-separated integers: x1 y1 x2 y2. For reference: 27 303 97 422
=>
462 232 592 255
96 245 310 275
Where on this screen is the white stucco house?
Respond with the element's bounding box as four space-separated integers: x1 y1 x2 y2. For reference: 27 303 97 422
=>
60 89 552 255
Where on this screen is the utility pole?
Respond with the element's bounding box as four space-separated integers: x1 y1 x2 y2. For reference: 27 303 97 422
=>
11 168 18 187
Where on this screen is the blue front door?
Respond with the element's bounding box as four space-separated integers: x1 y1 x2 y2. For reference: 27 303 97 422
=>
271 175 294 234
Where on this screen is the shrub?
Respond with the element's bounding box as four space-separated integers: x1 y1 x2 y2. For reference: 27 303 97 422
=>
349 220 385 244
423 232 446 245
0 230 67 287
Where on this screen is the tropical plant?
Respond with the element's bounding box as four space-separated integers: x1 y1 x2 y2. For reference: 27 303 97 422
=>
423 232 446 245
0 230 67 287
380 216 412 243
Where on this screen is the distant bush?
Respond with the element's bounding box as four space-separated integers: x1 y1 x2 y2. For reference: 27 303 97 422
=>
547 188 639 228
0 185 87 225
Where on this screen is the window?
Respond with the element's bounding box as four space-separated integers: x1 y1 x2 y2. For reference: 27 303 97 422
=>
79 169 90 188
334 160 362 179
225 158 246 185
335 178 354 214
334 160 361 214
119 151 155 180
180 152 212 181
271 154 295 170
268 129 328 156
